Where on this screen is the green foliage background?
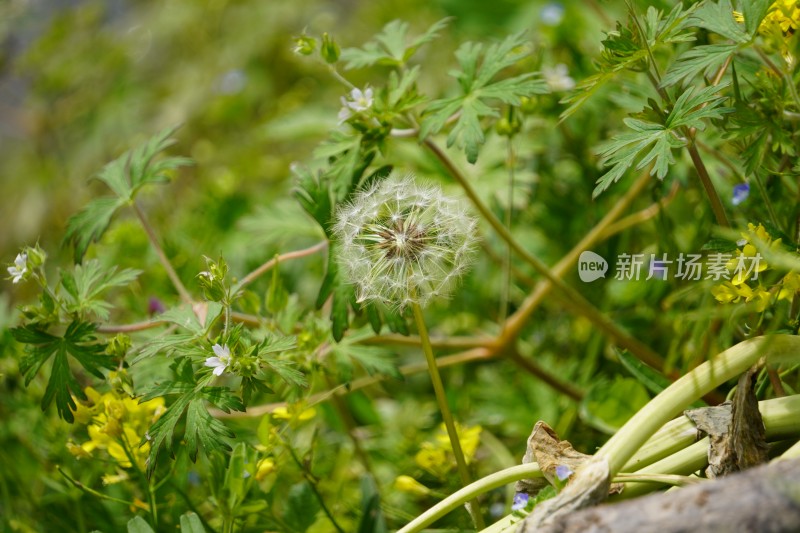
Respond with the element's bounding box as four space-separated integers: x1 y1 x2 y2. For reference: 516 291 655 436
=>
1 0 798 531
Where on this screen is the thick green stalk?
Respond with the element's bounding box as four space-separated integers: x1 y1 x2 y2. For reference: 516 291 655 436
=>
397 463 542 533
412 301 484 529
598 334 800 476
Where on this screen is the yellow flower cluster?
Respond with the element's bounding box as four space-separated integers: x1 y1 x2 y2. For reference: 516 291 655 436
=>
413 422 482 479
712 223 799 312
763 0 800 33
734 1 799 33
67 375 165 482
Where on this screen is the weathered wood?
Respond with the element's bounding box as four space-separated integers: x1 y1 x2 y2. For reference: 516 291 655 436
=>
530 458 800 533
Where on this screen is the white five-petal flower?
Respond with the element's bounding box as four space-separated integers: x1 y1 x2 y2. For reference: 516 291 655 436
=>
205 343 232 376
338 87 373 122
7 252 28 284
542 64 576 92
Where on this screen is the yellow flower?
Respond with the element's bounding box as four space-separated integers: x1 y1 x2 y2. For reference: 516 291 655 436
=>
271 405 316 422
66 441 92 459
735 1 800 33
433 423 482 464
102 471 130 485
779 272 800 300
68 387 165 471
414 423 483 479
394 475 431 497
414 443 450 479
255 458 276 481
712 281 742 304
763 0 799 33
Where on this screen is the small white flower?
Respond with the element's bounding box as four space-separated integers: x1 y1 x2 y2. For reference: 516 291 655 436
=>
7 252 28 284
205 343 232 376
542 64 575 92
338 87 373 122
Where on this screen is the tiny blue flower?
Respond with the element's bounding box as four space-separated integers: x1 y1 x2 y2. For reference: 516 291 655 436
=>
511 492 530 511
732 183 750 206
540 2 565 26
555 464 573 481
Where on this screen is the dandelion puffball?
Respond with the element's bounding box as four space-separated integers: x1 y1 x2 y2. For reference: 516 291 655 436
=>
333 174 478 309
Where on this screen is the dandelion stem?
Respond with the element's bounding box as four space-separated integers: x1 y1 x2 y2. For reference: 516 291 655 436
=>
412 301 484 529
132 201 193 305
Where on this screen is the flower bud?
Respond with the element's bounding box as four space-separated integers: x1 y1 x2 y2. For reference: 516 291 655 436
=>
321 32 340 64
293 34 317 56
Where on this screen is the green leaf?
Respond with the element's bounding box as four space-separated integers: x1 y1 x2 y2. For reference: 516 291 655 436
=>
12 321 113 423
200 386 245 414
60 260 140 321
126 516 156 533
64 127 191 261
265 359 307 388
579 377 650 434
64 197 127 262
421 31 548 163
340 18 450 69
594 84 733 197
331 328 401 380
258 334 297 356
688 0 749 43
357 475 387 533
741 0 772 36
179 512 206 533
185 399 235 462
159 302 223 336
266 263 289 314
660 43 739 88
97 125 192 199
616 349 672 396
283 482 321 533
594 118 668 197
144 383 238 476
131 332 198 364
666 83 733 130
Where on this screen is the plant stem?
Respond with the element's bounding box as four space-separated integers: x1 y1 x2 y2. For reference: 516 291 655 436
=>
412 301 484 530
235 241 328 290
397 463 543 533
56 466 135 507
686 142 730 227
283 437 346 533
132 201 193 305
97 319 167 333
424 138 664 369
500 137 516 323
597 334 800 477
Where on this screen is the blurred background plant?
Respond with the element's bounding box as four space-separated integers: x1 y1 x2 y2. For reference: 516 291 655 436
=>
2 0 799 531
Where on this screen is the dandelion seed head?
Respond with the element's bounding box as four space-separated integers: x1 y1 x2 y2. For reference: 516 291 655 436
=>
333 174 478 309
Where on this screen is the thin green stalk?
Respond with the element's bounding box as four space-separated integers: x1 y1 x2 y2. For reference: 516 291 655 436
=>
283 436 345 533
397 463 543 533
56 466 135 507
597 334 800 477
412 301 484 530
120 436 158 526
686 142 730 227
752 170 782 232
424 138 665 369
499 137 516 324
132 201 193 305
